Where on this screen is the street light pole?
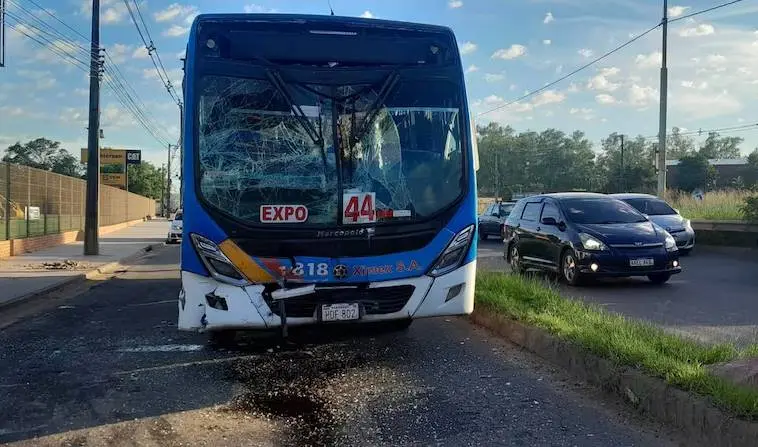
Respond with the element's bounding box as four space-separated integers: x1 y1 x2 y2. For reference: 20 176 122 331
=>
84 0 101 256
656 0 669 196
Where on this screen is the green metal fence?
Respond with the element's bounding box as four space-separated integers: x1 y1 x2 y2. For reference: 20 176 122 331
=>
1 162 156 241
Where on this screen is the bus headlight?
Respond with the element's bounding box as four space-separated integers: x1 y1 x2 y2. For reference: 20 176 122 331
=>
428 225 475 277
190 233 251 287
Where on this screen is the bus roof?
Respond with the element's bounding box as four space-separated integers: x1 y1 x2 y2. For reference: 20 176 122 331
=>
189 13 455 36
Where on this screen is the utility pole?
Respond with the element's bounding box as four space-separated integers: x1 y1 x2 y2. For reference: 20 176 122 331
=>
166 144 172 216
178 103 183 206
656 0 669 196
617 134 625 192
84 0 101 256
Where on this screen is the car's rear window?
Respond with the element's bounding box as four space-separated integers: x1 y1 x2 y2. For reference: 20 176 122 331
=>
623 198 676 216
561 198 647 224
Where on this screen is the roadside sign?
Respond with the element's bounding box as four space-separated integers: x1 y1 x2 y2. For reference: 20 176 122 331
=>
24 206 41 220
102 173 126 189
80 148 142 165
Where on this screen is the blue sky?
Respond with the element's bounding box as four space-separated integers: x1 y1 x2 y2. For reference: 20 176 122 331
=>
1 0 757 171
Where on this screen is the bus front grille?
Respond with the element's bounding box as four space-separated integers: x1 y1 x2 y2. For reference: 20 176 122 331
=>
263 285 416 318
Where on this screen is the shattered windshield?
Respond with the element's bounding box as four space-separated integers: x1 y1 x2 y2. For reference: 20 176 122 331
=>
197 75 464 226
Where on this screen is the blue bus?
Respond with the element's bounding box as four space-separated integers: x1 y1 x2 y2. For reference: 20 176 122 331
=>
178 13 480 339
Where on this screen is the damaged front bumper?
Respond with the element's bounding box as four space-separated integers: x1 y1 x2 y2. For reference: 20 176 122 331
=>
177 260 476 332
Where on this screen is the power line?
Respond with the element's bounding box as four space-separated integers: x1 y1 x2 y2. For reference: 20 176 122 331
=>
477 0 748 118
122 0 181 106
645 122 758 140
669 0 746 23
477 23 661 117
17 0 89 41
7 13 171 146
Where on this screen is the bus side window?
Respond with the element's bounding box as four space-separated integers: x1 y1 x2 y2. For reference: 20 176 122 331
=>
471 115 480 172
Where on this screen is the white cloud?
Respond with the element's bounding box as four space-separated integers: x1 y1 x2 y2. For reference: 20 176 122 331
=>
155 3 194 22
706 54 727 65
59 107 85 125
587 66 621 92
465 64 479 73
163 25 189 37
74 88 89 96
679 23 715 37
569 107 594 120
108 43 132 64
459 41 477 55
673 90 741 119
243 4 277 13
555 64 563 74
509 84 517 91
492 44 527 60
542 39 551 45
532 90 565 106
132 46 149 59
578 48 593 58
595 94 617 104
668 6 690 18
567 83 579 93
543 12 554 24
102 2 128 24
101 104 136 129
484 95 504 105
628 84 658 107
36 78 56 90
360 11 375 19
484 73 506 83
449 0 463 8
635 51 662 68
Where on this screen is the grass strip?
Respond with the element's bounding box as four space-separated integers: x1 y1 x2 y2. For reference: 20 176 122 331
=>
475 271 758 419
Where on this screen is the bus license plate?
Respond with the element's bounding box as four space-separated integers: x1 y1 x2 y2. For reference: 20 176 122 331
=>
321 303 360 322
629 258 654 267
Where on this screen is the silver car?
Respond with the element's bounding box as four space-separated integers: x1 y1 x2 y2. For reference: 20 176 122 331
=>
166 210 183 244
610 193 695 255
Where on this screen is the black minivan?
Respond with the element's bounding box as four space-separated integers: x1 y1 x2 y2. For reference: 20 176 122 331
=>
503 193 682 285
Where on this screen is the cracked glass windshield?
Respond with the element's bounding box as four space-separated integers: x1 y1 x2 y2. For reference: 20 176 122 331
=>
197 75 464 225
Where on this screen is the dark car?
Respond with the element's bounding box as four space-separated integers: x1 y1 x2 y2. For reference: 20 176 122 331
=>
478 201 517 240
609 193 695 255
503 193 681 285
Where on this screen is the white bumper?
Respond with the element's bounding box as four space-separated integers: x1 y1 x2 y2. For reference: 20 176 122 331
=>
177 260 476 332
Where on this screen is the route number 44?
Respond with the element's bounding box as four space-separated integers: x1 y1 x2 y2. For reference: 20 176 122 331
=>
343 192 376 224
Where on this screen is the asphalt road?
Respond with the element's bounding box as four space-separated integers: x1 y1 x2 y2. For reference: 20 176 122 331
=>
477 240 758 346
0 245 684 446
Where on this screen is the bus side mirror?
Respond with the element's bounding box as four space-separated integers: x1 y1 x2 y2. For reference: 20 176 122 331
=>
470 115 480 172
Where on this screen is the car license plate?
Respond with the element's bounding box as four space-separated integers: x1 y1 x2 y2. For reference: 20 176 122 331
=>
629 258 654 267
321 303 360 322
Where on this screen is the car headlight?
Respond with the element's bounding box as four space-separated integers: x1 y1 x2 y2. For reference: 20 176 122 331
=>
664 234 677 251
190 233 250 286
683 218 692 231
428 225 475 277
578 233 607 251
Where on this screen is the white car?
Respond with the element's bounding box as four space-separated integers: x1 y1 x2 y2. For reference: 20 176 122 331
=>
166 210 183 244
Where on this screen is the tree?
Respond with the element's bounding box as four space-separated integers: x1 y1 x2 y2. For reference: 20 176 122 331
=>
2 138 83 177
596 133 656 193
746 149 758 188
2 138 61 170
699 132 742 159
667 127 696 159
675 153 717 192
50 149 82 177
127 162 166 200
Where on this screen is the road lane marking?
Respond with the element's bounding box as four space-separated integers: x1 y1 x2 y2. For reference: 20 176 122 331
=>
113 354 260 375
127 299 177 307
117 344 204 352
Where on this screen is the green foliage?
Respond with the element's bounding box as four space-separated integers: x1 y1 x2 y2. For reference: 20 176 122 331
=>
741 196 758 222
476 272 758 419
675 153 717 192
127 162 166 200
699 132 743 159
2 138 83 177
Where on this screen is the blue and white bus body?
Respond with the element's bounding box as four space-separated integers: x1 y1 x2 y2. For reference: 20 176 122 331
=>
178 13 479 333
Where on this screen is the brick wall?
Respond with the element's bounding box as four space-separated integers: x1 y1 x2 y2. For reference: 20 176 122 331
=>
0 218 147 259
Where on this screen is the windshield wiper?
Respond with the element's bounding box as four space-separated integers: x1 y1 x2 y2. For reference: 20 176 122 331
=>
349 72 400 150
265 69 327 169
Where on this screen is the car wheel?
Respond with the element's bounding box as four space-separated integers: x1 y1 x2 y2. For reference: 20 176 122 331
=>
647 273 672 284
479 230 488 241
509 243 525 274
560 249 583 286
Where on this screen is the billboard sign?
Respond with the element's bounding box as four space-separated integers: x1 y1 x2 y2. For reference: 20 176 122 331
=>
80 148 142 165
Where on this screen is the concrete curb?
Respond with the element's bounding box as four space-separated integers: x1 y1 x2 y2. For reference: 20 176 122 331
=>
0 243 164 310
470 309 758 447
